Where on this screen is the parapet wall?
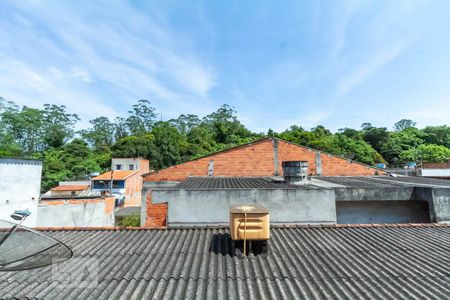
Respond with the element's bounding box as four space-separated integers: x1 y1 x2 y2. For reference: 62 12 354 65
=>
151 188 336 226
38 196 115 227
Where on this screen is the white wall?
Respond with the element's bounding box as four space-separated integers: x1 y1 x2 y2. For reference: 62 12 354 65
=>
38 202 114 227
0 159 42 227
112 158 139 171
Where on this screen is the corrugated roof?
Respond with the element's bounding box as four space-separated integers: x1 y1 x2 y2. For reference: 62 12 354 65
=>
168 175 450 191
93 170 138 181
50 185 90 192
2 225 450 299
315 176 450 188
173 176 313 190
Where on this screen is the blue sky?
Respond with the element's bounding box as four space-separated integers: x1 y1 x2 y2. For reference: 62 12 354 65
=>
1 1 450 132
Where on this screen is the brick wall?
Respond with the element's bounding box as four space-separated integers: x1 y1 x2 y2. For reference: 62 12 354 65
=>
144 192 167 228
144 138 383 182
125 174 142 207
123 159 149 207
277 141 381 176
142 138 385 227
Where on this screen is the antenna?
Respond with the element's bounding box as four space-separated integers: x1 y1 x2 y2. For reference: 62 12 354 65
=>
0 212 73 271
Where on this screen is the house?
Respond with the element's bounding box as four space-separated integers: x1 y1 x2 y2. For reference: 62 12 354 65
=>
146 175 450 227
143 138 385 182
141 137 387 227
418 161 450 179
36 158 148 228
92 158 149 207
0 158 42 227
45 181 90 197
2 224 450 299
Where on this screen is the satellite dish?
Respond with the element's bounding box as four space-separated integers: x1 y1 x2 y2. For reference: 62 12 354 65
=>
0 211 72 272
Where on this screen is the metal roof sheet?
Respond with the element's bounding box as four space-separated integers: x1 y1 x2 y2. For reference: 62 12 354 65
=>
2 225 450 299
169 176 450 191
172 176 313 190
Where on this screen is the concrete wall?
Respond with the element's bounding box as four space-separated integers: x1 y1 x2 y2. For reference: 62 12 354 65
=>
334 187 415 201
38 198 115 227
151 188 336 226
414 187 450 223
336 200 430 224
0 159 42 227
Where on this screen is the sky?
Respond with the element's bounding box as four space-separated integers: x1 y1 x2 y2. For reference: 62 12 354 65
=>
1 0 450 133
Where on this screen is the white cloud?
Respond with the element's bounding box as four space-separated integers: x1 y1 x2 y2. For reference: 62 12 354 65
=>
337 42 408 96
0 0 216 125
71 68 92 82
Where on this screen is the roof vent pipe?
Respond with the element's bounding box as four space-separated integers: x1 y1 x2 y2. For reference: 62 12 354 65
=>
282 161 309 184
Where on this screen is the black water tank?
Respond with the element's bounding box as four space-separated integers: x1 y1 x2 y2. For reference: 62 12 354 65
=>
282 161 309 182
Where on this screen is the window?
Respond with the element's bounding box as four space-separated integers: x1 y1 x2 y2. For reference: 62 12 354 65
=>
71 191 76 196
115 164 122 170
129 164 134 170
93 180 125 189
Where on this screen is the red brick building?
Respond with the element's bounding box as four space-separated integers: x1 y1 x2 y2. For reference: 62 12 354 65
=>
142 138 386 227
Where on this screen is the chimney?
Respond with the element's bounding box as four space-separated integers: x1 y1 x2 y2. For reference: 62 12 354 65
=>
282 161 309 184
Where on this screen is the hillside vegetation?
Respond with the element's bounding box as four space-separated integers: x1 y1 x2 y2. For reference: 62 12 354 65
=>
1 97 449 191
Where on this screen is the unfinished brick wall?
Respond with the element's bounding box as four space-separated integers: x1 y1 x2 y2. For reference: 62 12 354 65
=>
142 138 385 227
144 138 384 182
277 140 381 176
144 192 167 228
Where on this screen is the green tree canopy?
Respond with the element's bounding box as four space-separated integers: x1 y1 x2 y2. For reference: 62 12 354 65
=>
394 119 417 132
399 144 450 163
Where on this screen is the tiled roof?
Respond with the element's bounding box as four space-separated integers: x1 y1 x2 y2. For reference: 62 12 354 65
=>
2 225 450 299
50 185 90 192
93 170 138 181
172 176 311 190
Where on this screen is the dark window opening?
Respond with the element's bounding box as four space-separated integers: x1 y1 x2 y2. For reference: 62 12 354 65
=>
93 180 125 189
129 164 134 170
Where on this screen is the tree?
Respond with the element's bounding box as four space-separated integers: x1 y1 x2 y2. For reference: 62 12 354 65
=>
0 106 44 155
422 125 450 148
42 104 79 149
80 116 115 149
361 123 374 130
400 144 450 163
361 126 390 153
169 114 201 134
394 119 416 132
112 134 154 160
381 128 425 164
126 99 157 135
40 139 102 191
202 104 255 145
185 124 218 158
150 122 189 169
114 117 129 141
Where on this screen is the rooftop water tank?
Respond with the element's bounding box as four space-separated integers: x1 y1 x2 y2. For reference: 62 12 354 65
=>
229 205 270 257
282 161 309 183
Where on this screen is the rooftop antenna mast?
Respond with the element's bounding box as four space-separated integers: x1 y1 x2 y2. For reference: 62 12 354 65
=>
0 210 31 247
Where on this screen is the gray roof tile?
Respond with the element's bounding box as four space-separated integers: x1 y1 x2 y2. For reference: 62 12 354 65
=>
2 226 450 299
172 176 312 190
